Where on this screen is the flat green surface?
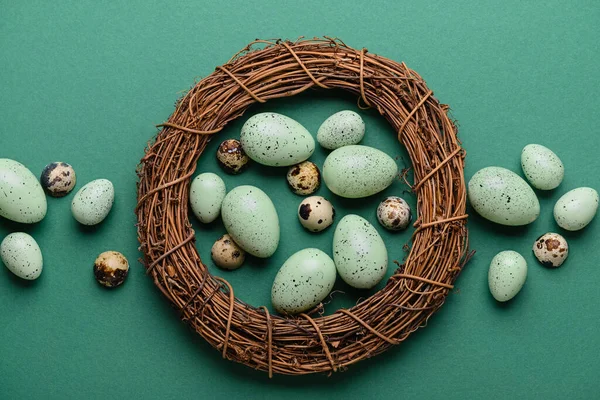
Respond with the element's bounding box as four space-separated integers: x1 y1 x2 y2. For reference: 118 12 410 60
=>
1 1 599 399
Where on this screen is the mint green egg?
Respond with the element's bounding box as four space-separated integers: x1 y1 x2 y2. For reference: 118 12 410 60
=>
322 145 398 198
0 159 47 223
1 232 43 280
468 166 540 226
488 250 527 302
240 112 315 167
333 214 388 289
221 185 280 258
521 144 564 190
554 187 598 231
71 179 114 225
317 110 365 150
271 248 336 314
189 173 226 223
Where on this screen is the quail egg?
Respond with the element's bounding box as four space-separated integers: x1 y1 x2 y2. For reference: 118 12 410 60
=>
533 232 568 268
216 139 249 174
377 196 412 231
286 161 321 196
211 234 246 270
298 196 335 232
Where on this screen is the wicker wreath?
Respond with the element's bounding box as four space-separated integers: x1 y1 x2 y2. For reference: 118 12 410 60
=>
136 37 471 376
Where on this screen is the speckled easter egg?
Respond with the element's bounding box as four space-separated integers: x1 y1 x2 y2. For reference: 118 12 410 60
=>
189 173 226 223
533 232 568 268
553 187 598 231
286 161 321 196
1 232 43 280
333 214 388 289
521 144 564 190
377 196 412 231
271 248 336 314
488 250 527 302
468 167 540 226
71 179 114 225
211 234 246 270
323 145 398 198
216 139 250 174
221 185 280 258
317 110 365 150
240 113 315 167
93 251 129 288
40 161 77 197
0 158 47 223
297 196 335 232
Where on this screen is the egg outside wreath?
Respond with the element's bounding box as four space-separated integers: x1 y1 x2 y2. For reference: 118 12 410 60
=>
136 37 471 376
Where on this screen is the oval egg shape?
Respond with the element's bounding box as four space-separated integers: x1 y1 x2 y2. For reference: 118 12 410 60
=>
71 179 115 225
468 166 540 226
488 250 527 302
521 144 564 190
240 112 315 167
323 145 398 198
333 214 388 289
271 248 336 314
189 172 226 223
317 110 365 150
221 185 280 258
553 187 598 231
1 232 43 280
0 158 47 223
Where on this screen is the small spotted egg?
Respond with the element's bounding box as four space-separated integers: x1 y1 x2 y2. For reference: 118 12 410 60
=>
286 161 321 196
216 139 250 174
317 110 365 150
377 196 412 231
488 250 527 302
71 179 114 225
211 234 246 270
333 214 388 289
521 144 564 190
40 161 77 197
553 187 598 231
271 248 336 314
297 196 335 232
190 172 226 223
533 232 568 268
93 251 129 288
0 232 43 280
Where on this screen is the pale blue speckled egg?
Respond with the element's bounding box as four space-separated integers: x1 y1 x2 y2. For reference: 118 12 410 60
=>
221 185 280 258
0 158 47 224
1 232 43 280
71 179 114 225
190 172 226 224
240 113 315 167
271 248 336 314
322 145 398 198
468 167 540 226
488 250 527 302
521 144 564 190
333 214 388 289
553 187 598 231
317 110 365 150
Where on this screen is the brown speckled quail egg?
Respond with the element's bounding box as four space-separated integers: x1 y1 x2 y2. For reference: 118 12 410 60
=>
298 196 335 232
93 251 129 288
40 161 77 197
211 234 246 270
377 196 412 231
533 232 569 268
216 139 250 174
286 161 321 196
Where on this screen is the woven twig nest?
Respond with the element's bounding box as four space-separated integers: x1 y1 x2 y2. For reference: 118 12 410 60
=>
136 37 470 376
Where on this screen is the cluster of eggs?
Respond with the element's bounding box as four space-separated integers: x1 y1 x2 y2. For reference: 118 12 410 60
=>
0 159 128 288
189 111 412 314
468 145 598 302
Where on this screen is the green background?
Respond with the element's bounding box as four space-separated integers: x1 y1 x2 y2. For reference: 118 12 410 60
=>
1 1 599 399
